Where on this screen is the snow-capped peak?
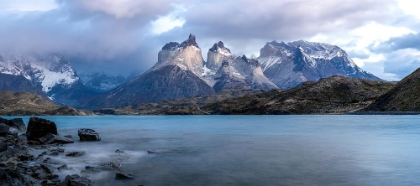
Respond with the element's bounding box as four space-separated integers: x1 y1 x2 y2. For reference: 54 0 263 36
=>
0 53 79 93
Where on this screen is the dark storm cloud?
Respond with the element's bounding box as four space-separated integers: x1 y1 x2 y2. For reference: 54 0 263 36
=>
370 32 420 52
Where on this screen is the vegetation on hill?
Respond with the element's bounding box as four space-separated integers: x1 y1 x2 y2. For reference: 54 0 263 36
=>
364 68 420 111
0 91 88 115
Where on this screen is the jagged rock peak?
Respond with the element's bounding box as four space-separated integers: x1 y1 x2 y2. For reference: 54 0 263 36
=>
180 34 199 48
161 34 199 51
209 41 231 53
239 55 260 67
241 55 248 62
162 42 180 50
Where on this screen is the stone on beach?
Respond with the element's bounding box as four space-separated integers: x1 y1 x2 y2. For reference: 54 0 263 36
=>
77 128 101 141
39 133 74 144
115 171 134 180
65 151 86 157
61 174 92 186
26 117 58 141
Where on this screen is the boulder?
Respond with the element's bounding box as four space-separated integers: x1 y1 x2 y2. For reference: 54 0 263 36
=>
77 129 101 141
115 171 134 180
0 123 10 136
61 174 92 186
39 133 74 144
26 117 57 141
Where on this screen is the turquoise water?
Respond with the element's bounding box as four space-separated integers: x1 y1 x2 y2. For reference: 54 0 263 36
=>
6 115 420 185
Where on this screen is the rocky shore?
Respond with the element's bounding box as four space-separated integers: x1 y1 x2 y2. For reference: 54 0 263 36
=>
0 117 135 186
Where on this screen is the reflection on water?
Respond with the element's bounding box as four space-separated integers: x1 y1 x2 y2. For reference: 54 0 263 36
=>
9 115 420 185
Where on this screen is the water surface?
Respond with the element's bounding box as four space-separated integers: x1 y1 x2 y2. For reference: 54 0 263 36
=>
8 115 420 186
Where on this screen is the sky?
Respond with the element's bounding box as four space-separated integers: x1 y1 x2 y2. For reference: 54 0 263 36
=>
0 0 419 80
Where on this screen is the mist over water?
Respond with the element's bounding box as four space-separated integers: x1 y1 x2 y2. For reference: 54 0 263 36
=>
10 115 420 185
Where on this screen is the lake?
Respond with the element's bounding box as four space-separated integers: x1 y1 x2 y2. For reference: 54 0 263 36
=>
6 115 420 186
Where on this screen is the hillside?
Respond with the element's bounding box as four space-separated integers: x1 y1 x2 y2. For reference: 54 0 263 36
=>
202 76 393 114
93 88 265 115
364 68 420 111
0 91 88 115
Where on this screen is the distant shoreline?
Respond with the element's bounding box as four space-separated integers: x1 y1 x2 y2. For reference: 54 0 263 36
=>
349 111 420 115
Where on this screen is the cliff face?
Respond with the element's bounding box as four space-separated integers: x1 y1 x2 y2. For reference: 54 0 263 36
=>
155 34 204 74
207 41 234 70
213 56 278 92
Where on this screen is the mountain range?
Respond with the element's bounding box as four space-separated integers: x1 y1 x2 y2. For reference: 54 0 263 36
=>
0 34 382 109
0 53 96 107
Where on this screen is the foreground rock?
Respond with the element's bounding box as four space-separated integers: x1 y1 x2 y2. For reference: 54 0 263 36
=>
61 174 92 186
39 133 74 144
115 171 134 180
65 151 86 157
78 128 101 141
26 117 57 141
0 168 37 186
1 117 97 185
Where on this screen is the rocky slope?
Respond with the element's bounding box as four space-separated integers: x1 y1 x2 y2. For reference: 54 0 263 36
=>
0 53 96 107
93 88 265 115
0 73 45 96
364 68 420 111
0 91 88 115
258 40 381 89
202 76 393 114
205 41 278 91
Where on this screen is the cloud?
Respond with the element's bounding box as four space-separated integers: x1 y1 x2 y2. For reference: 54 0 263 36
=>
347 50 370 59
0 0 57 11
0 0 418 81
370 32 420 52
183 0 398 41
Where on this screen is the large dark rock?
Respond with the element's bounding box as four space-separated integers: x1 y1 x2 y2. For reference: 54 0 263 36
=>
61 174 92 186
39 133 74 144
26 117 57 141
77 128 101 141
